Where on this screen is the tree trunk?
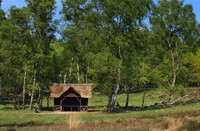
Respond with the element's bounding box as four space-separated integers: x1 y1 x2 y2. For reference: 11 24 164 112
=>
111 85 120 112
125 85 130 108
84 69 87 83
83 63 88 83
107 92 113 113
172 69 177 87
168 41 180 87
77 60 80 82
12 96 17 109
142 92 146 108
64 73 67 84
17 97 21 109
29 70 36 111
40 98 43 109
171 91 198 105
22 71 26 109
39 69 45 110
29 90 34 110
118 69 121 84
38 86 41 109
69 58 73 81
168 93 172 103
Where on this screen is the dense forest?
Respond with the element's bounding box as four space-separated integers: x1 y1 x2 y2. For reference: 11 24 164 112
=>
0 0 200 110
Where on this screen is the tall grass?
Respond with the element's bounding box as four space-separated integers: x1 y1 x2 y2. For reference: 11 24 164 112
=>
164 116 188 131
68 114 82 130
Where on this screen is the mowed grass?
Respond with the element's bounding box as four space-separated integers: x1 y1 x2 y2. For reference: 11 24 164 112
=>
0 88 199 130
0 107 67 125
0 104 199 131
0 104 199 124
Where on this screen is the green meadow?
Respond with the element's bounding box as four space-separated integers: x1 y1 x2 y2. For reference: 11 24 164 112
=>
0 89 199 131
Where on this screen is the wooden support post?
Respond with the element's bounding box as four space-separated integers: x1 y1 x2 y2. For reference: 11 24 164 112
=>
60 98 63 111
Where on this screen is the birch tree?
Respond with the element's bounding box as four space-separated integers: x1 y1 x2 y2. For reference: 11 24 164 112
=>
150 0 197 88
25 0 56 110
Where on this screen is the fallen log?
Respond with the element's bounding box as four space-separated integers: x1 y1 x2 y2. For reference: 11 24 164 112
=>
170 91 198 105
114 91 200 112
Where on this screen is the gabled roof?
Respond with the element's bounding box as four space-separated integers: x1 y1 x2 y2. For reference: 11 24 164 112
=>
50 83 93 98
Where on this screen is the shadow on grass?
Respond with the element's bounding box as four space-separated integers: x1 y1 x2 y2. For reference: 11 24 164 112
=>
41 106 53 111
0 106 13 110
88 109 102 112
88 106 106 112
0 121 52 127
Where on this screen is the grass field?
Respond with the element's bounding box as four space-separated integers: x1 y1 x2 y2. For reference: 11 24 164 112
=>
0 88 199 130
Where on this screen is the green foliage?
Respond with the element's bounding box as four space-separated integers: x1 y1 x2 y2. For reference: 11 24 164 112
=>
176 85 186 97
0 0 199 109
163 84 186 98
90 48 121 84
150 0 198 88
188 49 200 83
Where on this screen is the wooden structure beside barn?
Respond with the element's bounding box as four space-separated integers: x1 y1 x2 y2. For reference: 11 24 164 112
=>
50 83 92 112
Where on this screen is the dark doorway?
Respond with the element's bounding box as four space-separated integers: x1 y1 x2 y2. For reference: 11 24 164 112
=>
62 97 80 111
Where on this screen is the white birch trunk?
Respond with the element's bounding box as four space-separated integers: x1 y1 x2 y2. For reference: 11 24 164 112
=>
83 63 88 83
77 60 80 82
29 70 36 110
118 69 121 84
111 85 120 112
64 74 66 84
168 41 180 87
69 58 73 80
167 41 180 102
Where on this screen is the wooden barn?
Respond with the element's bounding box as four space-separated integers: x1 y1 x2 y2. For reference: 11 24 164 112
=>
50 83 92 112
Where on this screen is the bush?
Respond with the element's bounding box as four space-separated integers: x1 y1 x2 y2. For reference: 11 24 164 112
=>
176 85 186 97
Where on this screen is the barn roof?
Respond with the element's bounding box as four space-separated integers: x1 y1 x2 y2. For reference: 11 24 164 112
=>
50 83 93 98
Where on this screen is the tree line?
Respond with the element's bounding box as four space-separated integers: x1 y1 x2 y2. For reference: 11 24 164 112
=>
0 0 200 110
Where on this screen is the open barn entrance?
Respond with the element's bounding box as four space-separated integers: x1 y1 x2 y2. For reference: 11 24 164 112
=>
61 87 81 111
62 97 80 111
